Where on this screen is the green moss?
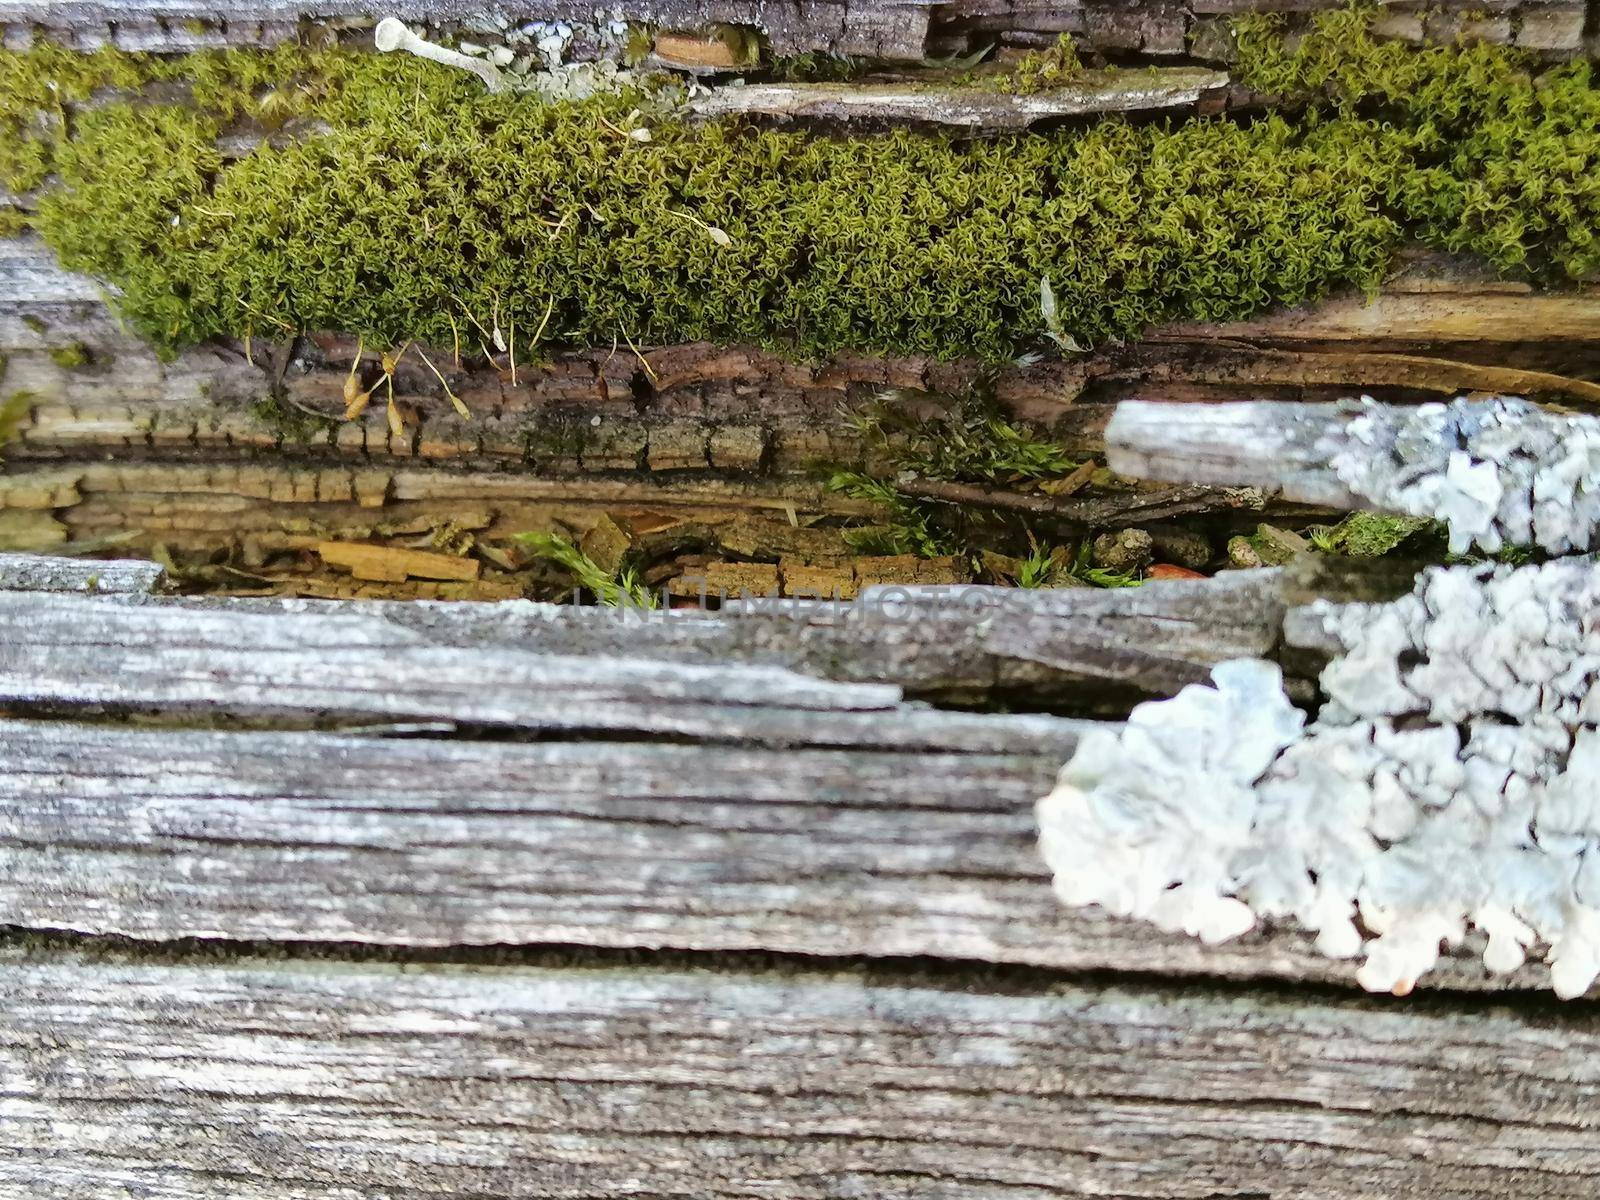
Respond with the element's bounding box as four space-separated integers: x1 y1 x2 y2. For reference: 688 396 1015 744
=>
0 206 29 237
1004 34 1084 94
0 390 35 457
47 341 90 369
827 387 1110 570
767 52 863 82
248 393 334 444
1234 4 1600 280
1309 511 1438 557
4 11 1598 363
622 24 656 67
515 531 657 607
843 387 1079 483
0 43 153 194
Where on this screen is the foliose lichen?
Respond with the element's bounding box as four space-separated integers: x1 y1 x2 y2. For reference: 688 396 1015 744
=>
1039 558 1600 999
1321 396 1600 556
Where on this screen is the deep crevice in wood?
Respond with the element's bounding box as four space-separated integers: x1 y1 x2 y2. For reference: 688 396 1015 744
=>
4 924 1592 1015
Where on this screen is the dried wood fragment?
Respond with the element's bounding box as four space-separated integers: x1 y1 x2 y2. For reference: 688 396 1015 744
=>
1104 399 1365 508
0 551 162 593
652 30 750 69
316 539 481 582
689 68 1229 130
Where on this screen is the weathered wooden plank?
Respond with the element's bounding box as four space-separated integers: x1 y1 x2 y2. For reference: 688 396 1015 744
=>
0 715 1561 992
1104 398 1363 507
3 950 1598 1198
0 563 1296 704
1150 286 1600 349
0 551 164 593
0 587 1140 750
852 572 1287 694
2 0 936 58
5 0 1588 57
687 67 1229 130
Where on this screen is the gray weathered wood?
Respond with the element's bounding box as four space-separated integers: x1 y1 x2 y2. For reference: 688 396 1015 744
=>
1105 399 1365 508
0 590 974 744
0 0 936 58
3 950 1598 1198
0 551 164 593
6 0 1587 58
0 564 1297 705
687 67 1228 130
851 572 1286 694
0 715 1561 993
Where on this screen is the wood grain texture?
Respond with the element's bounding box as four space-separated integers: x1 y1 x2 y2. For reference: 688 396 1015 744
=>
1105 399 1365 506
0 715 1563 993
0 552 164 593
5 0 1587 57
686 67 1229 129
0 566 1295 708
3 950 1598 1198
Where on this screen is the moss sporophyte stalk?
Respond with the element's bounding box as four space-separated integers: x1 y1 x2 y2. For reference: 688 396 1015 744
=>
2 7 1597 363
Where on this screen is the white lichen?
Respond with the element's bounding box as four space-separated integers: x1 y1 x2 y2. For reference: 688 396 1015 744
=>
1038 558 1600 998
1321 396 1600 556
374 12 644 102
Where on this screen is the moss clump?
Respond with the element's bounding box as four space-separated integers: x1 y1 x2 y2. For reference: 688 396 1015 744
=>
5 7 1599 362
767 52 863 82
1309 511 1437 558
248 394 334 444
47 341 89 369
0 207 29 237
1234 5 1600 280
0 390 35 457
515 531 657 607
1006 34 1083 94
828 387 1105 573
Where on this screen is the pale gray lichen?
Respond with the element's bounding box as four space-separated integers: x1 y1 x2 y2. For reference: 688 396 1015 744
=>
1320 395 1600 556
1038 558 1600 998
375 12 643 102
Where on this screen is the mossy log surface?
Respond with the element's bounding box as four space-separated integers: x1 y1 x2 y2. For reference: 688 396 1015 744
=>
6 238 1598 593
4 11 1600 1197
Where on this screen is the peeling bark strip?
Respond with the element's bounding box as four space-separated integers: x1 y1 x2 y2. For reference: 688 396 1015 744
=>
686 68 1230 130
5 953 1600 1199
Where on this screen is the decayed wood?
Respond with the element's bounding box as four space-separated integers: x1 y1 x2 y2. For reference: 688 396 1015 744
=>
687 67 1229 130
315 539 481 582
11 235 1600 581
4 0 1587 58
1104 399 1368 507
5 949 1599 1198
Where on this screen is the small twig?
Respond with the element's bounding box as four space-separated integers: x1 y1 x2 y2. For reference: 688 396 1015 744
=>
892 477 1270 528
